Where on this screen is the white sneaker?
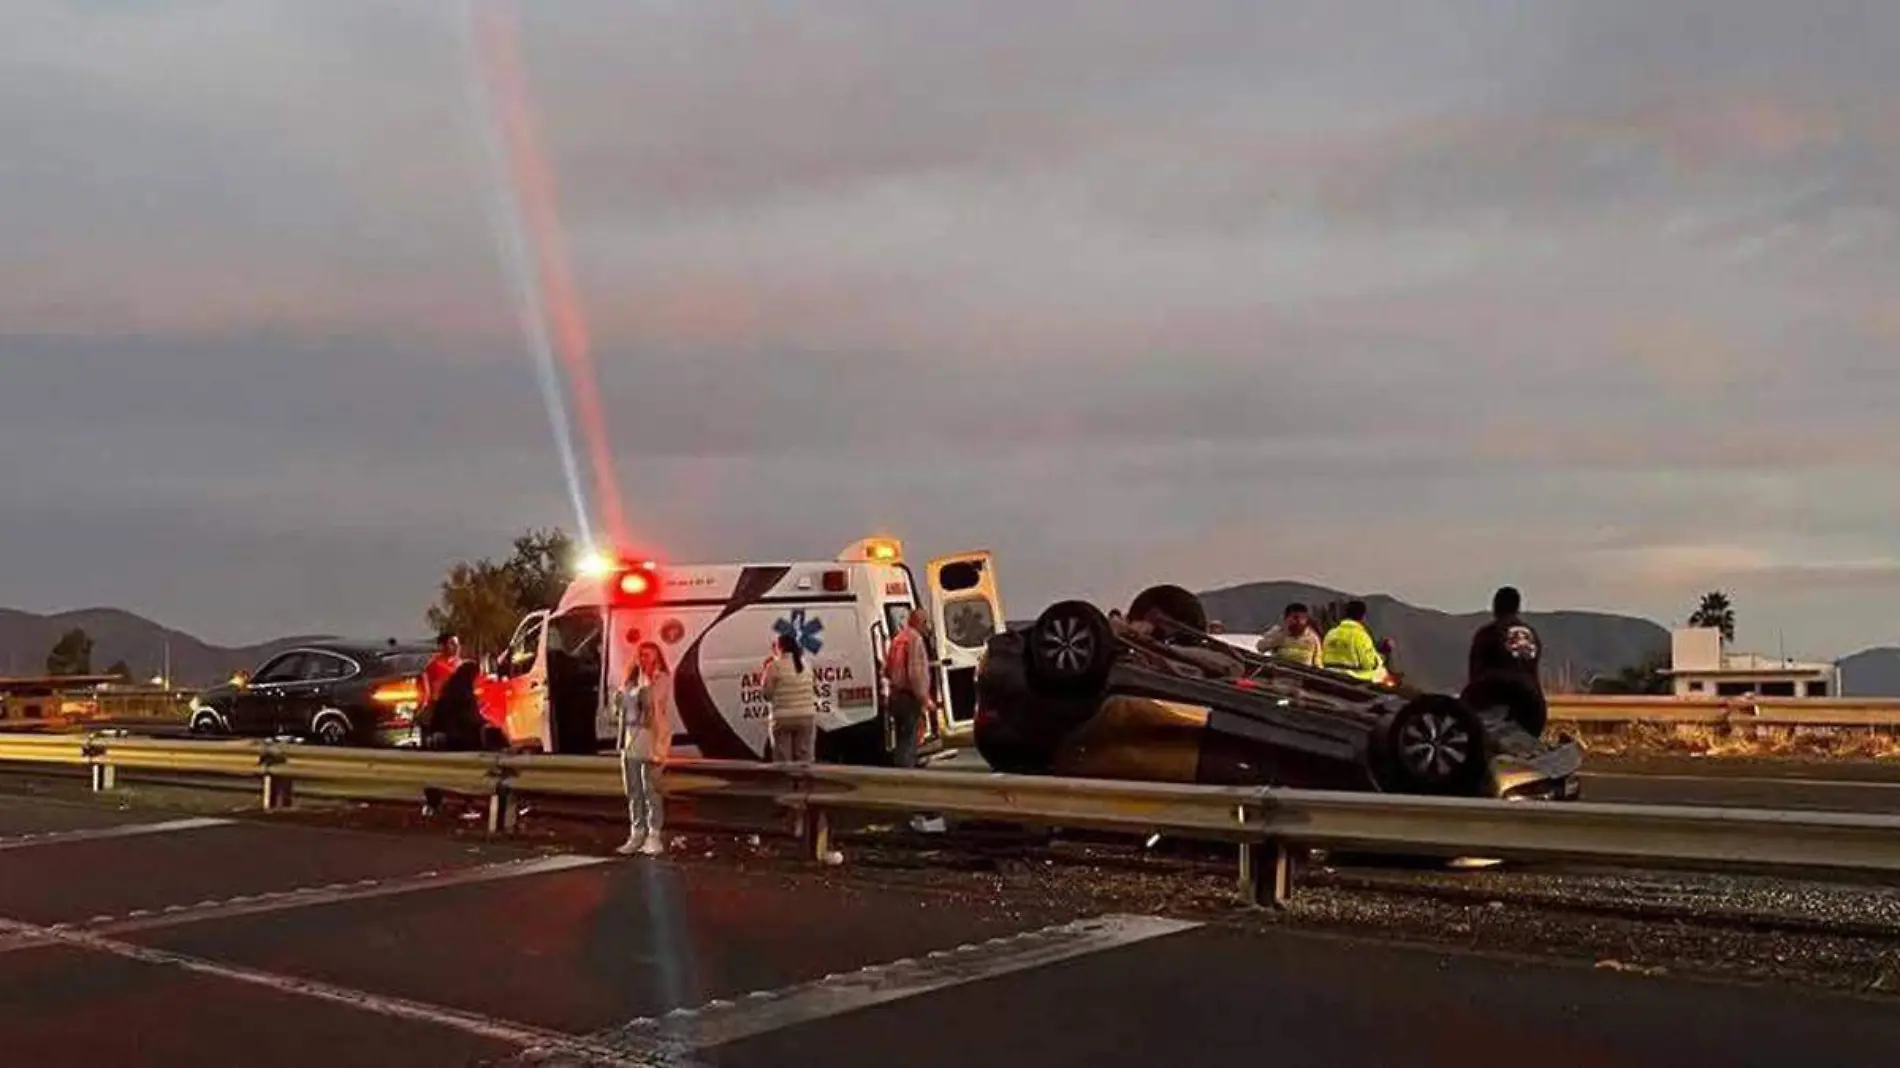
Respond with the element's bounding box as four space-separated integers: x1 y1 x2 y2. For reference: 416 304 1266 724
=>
638 836 666 857
615 836 644 856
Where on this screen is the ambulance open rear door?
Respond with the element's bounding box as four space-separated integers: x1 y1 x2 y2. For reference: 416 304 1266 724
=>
925 551 1005 734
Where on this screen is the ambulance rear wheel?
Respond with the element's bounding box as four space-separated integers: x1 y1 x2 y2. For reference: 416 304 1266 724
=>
1025 600 1114 700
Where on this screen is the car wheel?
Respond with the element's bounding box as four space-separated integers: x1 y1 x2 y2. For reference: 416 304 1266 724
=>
1375 695 1487 796
188 709 225 736
1126 585 1208 634
1025 600 1116 699
311 711 352 746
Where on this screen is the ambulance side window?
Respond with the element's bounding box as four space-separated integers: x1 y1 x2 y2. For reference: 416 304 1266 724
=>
940 598 996 650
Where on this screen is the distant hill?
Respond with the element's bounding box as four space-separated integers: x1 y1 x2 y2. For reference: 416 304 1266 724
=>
1841 648 1900 697
0 608 320 686
4 594 1885 696
1194 581 1671 691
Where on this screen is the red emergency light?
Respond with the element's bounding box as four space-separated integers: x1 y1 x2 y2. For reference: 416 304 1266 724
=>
614 560 660 604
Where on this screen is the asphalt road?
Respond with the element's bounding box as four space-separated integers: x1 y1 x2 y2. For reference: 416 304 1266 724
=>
6 791 1900 1066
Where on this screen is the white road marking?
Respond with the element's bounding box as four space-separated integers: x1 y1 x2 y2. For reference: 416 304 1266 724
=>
0 816 233 852
569 914 1201 1063
0 913 658 1067
0 853 612 955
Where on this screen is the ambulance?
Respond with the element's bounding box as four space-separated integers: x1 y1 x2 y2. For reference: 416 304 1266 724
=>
483 537 1005 763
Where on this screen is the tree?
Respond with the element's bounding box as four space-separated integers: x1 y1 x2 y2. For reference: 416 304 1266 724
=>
105 660 132 680
428 527 585 658
1588 650 1673 695
426 559 521 659
1688 590 1736 644
45 628 94 676
504 528 575 614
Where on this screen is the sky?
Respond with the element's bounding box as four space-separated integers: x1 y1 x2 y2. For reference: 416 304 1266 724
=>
2 0 1897 658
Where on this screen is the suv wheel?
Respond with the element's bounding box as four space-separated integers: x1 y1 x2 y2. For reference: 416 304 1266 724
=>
1024 600 1115 699
311 711 352 746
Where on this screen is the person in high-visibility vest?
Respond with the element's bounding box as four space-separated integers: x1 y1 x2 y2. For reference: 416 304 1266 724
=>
1320 600 1386 681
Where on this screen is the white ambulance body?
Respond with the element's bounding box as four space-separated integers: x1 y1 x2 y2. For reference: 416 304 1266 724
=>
490 537 1004 762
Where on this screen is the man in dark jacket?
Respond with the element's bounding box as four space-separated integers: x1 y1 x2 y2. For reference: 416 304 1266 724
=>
1464 586 1547 735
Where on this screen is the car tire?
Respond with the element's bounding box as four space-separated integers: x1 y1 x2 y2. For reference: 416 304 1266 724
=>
311 710 353 746
188 709 225 736
1373 695 1488 796
1127 585 1209 634
1024 600 1116 699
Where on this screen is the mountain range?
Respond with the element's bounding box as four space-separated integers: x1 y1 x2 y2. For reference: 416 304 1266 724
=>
0 607 319 686
4 592 1897 695
1195 582 1669 692
1840 647 1900 696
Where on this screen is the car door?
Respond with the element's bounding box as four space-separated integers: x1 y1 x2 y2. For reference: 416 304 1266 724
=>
498 612 550 749
926 551 1006 733
233 652 309 736
278 651 356 738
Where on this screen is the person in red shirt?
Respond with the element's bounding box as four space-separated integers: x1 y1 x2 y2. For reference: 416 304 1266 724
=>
418 633 461 815
420 633 462 713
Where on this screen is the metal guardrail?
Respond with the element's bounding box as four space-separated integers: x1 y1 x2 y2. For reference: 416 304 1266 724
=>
9 733 1900 906
1548 696 1900 726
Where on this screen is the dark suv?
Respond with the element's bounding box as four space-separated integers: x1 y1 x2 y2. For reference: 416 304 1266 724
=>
187 640 433 746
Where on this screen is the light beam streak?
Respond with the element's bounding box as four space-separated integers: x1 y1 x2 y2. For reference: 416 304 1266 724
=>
457 0 595 546
468 0 630 551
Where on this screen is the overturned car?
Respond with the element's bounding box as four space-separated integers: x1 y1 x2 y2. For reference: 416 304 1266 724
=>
974 586 1581 800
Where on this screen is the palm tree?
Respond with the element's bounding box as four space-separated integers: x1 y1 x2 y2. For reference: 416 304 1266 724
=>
1688 590 1736 644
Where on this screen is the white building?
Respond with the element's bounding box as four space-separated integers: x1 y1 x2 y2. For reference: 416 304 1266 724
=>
1665 627 1840 698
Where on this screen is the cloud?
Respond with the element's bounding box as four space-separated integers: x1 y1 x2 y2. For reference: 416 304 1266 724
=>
0 0 1896 660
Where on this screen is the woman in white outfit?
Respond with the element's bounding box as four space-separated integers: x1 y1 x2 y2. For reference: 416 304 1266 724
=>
617 642 673 857
763 632 818 763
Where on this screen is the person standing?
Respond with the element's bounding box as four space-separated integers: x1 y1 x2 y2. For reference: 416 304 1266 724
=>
882 608 936 768
763 632 818 763
417 634 461 815
1465 585 1548 735
1320 600 1387 682
1255 602 1322 666
616 642 674 857
418 634 462 724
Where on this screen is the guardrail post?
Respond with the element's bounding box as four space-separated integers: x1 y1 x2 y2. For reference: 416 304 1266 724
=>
487 787 519 835
804 809 832 862
260 773 293 811
1238 839 1292 908
84 734 116 792
255 741 291 810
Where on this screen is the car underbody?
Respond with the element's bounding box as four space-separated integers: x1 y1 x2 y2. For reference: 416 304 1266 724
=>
974 586 1582 799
